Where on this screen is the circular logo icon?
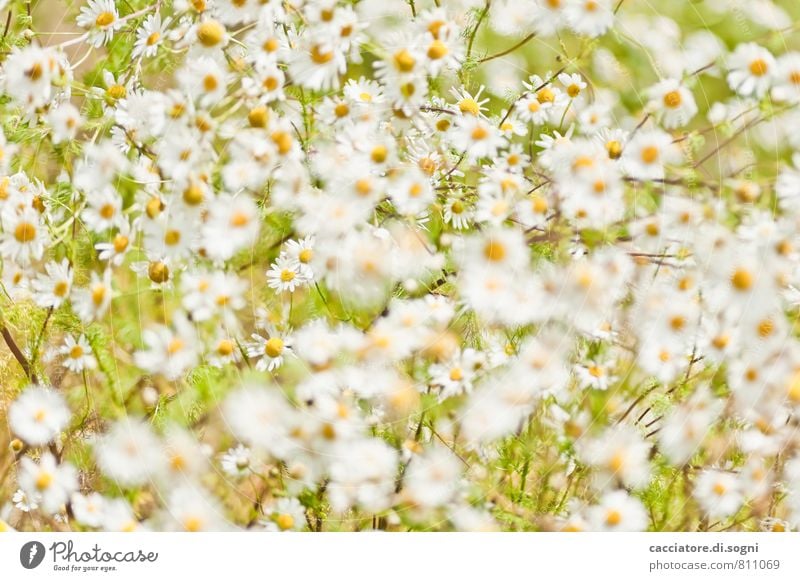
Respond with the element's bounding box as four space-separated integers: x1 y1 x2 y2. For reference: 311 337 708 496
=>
20 541 46 569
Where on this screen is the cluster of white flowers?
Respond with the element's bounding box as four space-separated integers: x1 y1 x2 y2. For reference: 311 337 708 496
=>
1 0 800 533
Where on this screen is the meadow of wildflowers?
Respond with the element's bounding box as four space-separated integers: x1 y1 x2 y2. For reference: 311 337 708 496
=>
1 0 800 533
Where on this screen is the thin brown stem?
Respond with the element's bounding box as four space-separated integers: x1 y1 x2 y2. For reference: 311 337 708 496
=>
1 325 38 384
479 32 536 63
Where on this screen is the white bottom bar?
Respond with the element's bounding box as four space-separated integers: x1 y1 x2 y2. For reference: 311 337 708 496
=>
2 533 799 579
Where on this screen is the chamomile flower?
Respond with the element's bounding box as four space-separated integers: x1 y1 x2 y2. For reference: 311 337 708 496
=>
263 497 306 531
31 258 73 309
59 334 97 373
564 0 615 38
647 79 698 129
694 469 744 519
449 115 506 162
559 72 588 100
289 37 347 91
132 12 170 59
769 53 800 104
284 236 316 279
266 255 307 292
82 186 125 233
443 195 473 230
95 418 165 486
586 490 648 532
201 195 261 262
134 314 199 380
621 129 683 180
0 207 49 265
94 220 133 265
247 330 293 372
579 425 651 489
45 102 81 144
402 447 462 509
219 444 253 478
76 0 121 47
72 269 113 323
726 43 775 98
18 453 78 514
9 387 71 446
71 492 107 528
163 485 231 532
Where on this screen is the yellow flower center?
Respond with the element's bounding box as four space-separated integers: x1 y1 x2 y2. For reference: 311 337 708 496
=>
99 203 116 219
609 452 625 472
606 140 622 159
749 59 769 77
170 455 186 471
536 88 555 103
588 365 604 378
217 339 234 356
183 183 204 205
203 74 218 92
14 222 36 243
483 240 506 262
95 11 115 27
248 106 269 128
427 40 449 60
265 337 284 358
663 90 682 108
113 234 129 253
758 319 774 338
167 338 185 355
711 334 729 350
393 49 416 73
54 280 69 297
787 369 800 402
276 514 294 530
164 229 181 246
605 509 622 526
27 62 43 81
310 45 334 64
730 268 753 291
640 146 659 164
36 472 53 491
230 211 249 228
371 145 388 163
197 20 224 47
183 517 203 532
428 20 445 38
459 98 480 116
107 84 126 99
271 131 293 154
263 37 279 53
471 126 488 140
91 284 107 305
148 261 170 283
